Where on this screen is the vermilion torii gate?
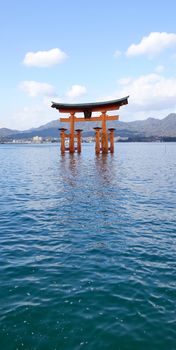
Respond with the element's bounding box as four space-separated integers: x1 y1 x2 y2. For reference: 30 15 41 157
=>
51 96 129 154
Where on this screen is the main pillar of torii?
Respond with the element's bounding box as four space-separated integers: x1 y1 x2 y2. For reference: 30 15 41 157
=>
51 97 129 154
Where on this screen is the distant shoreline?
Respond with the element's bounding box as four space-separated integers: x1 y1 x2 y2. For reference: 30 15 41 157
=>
1 138 176 145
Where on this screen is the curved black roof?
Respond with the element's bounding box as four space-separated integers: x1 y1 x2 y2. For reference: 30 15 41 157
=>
51 96 129 113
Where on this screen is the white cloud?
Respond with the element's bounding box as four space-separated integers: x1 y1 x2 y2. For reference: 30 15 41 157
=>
172 52 176 59
66 85 87 99
114 50 122 58
126 32 176 57
13 84 87 129
20 80 56 97
100 73 176 121
155 65 165 73
8 96 61 130
23 48 67 67
118 77 132 85
12 105 54 130
116 73 176 112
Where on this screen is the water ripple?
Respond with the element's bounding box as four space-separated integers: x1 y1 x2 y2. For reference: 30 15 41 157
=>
0 143 176 350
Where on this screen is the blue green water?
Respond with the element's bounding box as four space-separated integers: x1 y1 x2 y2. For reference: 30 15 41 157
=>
0 143 176 350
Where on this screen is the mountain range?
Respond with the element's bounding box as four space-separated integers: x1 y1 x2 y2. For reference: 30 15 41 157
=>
0 113 176 140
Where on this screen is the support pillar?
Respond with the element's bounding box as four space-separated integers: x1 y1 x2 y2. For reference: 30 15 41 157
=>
101 112 108 154
108 128 115 153
75 129 82 153
94 127 101 154
69 112 75 153
59 128 67 154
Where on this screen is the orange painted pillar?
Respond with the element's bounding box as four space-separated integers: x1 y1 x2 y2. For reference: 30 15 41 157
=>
76 129 82 153
101 112 108 154
69 112 75 153
59 128 67 154
108 128 115 153
94 127 101 154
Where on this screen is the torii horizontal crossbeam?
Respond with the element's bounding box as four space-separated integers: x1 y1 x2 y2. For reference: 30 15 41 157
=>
60 115 119 123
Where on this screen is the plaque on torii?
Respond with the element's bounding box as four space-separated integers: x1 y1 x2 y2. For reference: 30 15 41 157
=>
51 96 129 154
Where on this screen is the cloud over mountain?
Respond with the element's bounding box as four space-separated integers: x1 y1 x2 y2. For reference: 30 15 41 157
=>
116 73 176 112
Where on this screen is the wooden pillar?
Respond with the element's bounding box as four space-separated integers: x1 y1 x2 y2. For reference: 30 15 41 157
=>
75 129 82 153
101 112 108 154
59 128 67 154
94 127 101 154
108 128 115 153
69 112 75 153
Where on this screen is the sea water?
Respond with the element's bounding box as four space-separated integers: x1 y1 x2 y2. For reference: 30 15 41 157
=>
0 143 175 350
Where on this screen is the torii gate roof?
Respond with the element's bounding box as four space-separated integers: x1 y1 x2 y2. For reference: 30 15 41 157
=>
51 96 129 114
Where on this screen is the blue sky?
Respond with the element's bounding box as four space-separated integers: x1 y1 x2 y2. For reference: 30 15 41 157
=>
1 0 176 129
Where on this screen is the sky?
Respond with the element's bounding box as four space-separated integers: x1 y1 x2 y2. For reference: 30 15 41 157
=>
1 0 176 130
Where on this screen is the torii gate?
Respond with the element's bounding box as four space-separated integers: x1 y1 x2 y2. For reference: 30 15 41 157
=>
51 96 129 154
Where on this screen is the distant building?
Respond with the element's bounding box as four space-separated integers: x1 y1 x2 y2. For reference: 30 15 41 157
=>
32 136 43 143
